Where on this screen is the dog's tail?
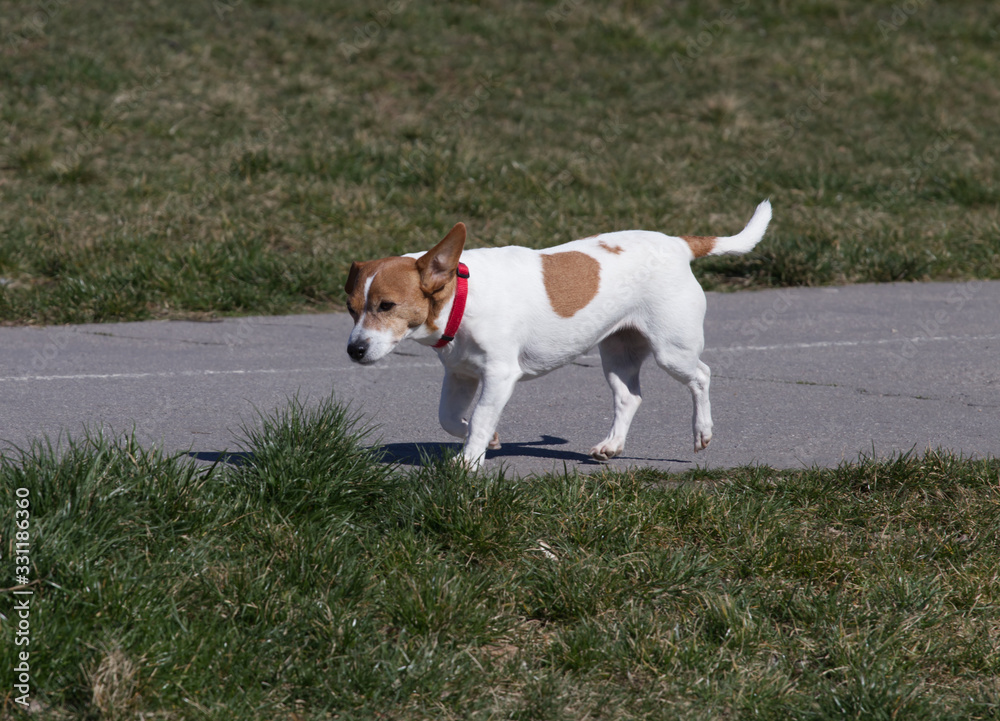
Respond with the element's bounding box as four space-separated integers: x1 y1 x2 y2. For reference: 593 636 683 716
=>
683 199 772 258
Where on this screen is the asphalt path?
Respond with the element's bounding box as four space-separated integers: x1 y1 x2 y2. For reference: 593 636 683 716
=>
1 280 997 476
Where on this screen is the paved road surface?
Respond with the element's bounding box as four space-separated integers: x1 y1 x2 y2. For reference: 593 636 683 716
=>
1 281 997 476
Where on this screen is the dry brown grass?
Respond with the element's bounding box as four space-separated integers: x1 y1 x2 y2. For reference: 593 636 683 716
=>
86 644 140 720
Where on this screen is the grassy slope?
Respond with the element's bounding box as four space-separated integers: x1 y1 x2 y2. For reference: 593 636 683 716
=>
0 397 998 719
1 1 999 324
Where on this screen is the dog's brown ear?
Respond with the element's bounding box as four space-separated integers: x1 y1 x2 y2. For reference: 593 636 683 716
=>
415 222 466 295
345 261 364 295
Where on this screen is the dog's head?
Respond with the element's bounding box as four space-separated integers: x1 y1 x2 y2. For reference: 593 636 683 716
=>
344 223 467 364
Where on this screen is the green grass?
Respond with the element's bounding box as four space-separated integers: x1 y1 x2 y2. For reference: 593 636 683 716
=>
2 0 999 324
2 395 999 719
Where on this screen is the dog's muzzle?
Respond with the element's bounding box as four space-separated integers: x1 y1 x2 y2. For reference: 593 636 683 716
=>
347 340 369 362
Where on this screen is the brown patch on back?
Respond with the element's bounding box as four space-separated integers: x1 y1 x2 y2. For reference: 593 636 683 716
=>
541 251 600 318
681 235 717 258
598 240 624 254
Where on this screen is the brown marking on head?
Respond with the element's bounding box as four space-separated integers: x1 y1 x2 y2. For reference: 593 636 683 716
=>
344 261 365 297
344 256 429 334
344 222 468 338
541 251 600 318
415 222 466 295
681 235 717 258
598 240 624 255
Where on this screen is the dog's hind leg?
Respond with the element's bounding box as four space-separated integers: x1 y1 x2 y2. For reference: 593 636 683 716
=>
652 343 713 452
591 329 651 461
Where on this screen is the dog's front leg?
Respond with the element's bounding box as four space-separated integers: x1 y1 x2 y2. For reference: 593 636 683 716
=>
461 367 520 469
439 371 479 440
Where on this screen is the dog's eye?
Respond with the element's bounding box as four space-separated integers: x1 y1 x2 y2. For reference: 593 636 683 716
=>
378 301 396 312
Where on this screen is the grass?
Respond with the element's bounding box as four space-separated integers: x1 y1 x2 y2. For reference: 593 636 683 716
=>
2 395 999 719
2 0 1000 324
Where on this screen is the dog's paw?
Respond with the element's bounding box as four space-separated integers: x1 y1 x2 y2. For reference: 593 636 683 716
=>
694 430 713 452
590 440 623 461
455 452 485 472
488 432 501 450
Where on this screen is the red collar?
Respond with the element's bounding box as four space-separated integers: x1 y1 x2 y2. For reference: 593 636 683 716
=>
432 263 469 348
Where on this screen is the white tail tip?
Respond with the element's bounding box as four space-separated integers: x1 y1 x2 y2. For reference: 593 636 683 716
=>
708 199 772 256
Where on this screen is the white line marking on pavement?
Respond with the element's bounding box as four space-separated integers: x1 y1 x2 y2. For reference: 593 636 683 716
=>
705 333 1000 354
3 333 996 384
0 364 444 384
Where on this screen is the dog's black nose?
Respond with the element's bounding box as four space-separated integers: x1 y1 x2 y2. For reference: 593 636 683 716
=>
347 340 368 361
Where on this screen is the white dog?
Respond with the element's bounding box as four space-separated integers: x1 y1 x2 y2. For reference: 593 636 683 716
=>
345 201 771 468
